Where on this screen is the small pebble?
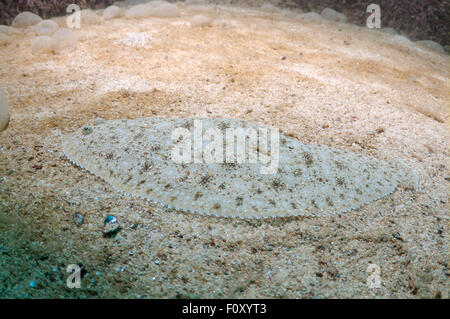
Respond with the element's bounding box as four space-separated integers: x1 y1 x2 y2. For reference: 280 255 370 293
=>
191 14 212 27
103 5 122 20
392 232 403 241
103 215 120 236
72 212 84 226
51 28 77 54
12 12 42 28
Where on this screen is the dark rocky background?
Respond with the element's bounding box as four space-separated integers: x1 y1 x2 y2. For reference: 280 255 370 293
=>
289 0 449 47
0 0 448 46
0 0 115 24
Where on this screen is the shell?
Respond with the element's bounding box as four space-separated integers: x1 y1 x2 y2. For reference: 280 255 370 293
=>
103 215 120 234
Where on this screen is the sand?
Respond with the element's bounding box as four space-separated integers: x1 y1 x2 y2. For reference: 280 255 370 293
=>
0 2 448 298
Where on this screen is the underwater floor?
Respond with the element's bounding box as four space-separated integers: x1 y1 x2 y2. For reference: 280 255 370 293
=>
0 2 448 298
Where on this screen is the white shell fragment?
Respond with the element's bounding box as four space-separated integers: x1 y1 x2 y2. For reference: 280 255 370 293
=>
63 118 418 219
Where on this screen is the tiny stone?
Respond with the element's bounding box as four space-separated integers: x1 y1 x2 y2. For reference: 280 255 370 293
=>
392 232 403 241
103 215 120 236
80 10 101 25
35 20 59 36
151 3 179 18
31 36 52 55
12 12 42 28
72 212 84 226
321 8 347 23
51 28 77 54
103 5 123 20
125 4 153 19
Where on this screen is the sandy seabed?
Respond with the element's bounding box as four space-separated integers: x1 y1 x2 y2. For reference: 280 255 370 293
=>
0 2 448 298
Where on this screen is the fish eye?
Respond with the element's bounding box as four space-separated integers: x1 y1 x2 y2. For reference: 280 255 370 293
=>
82 126 93 135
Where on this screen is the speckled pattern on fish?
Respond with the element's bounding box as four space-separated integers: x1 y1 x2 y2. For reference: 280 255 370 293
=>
63 117 417 218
